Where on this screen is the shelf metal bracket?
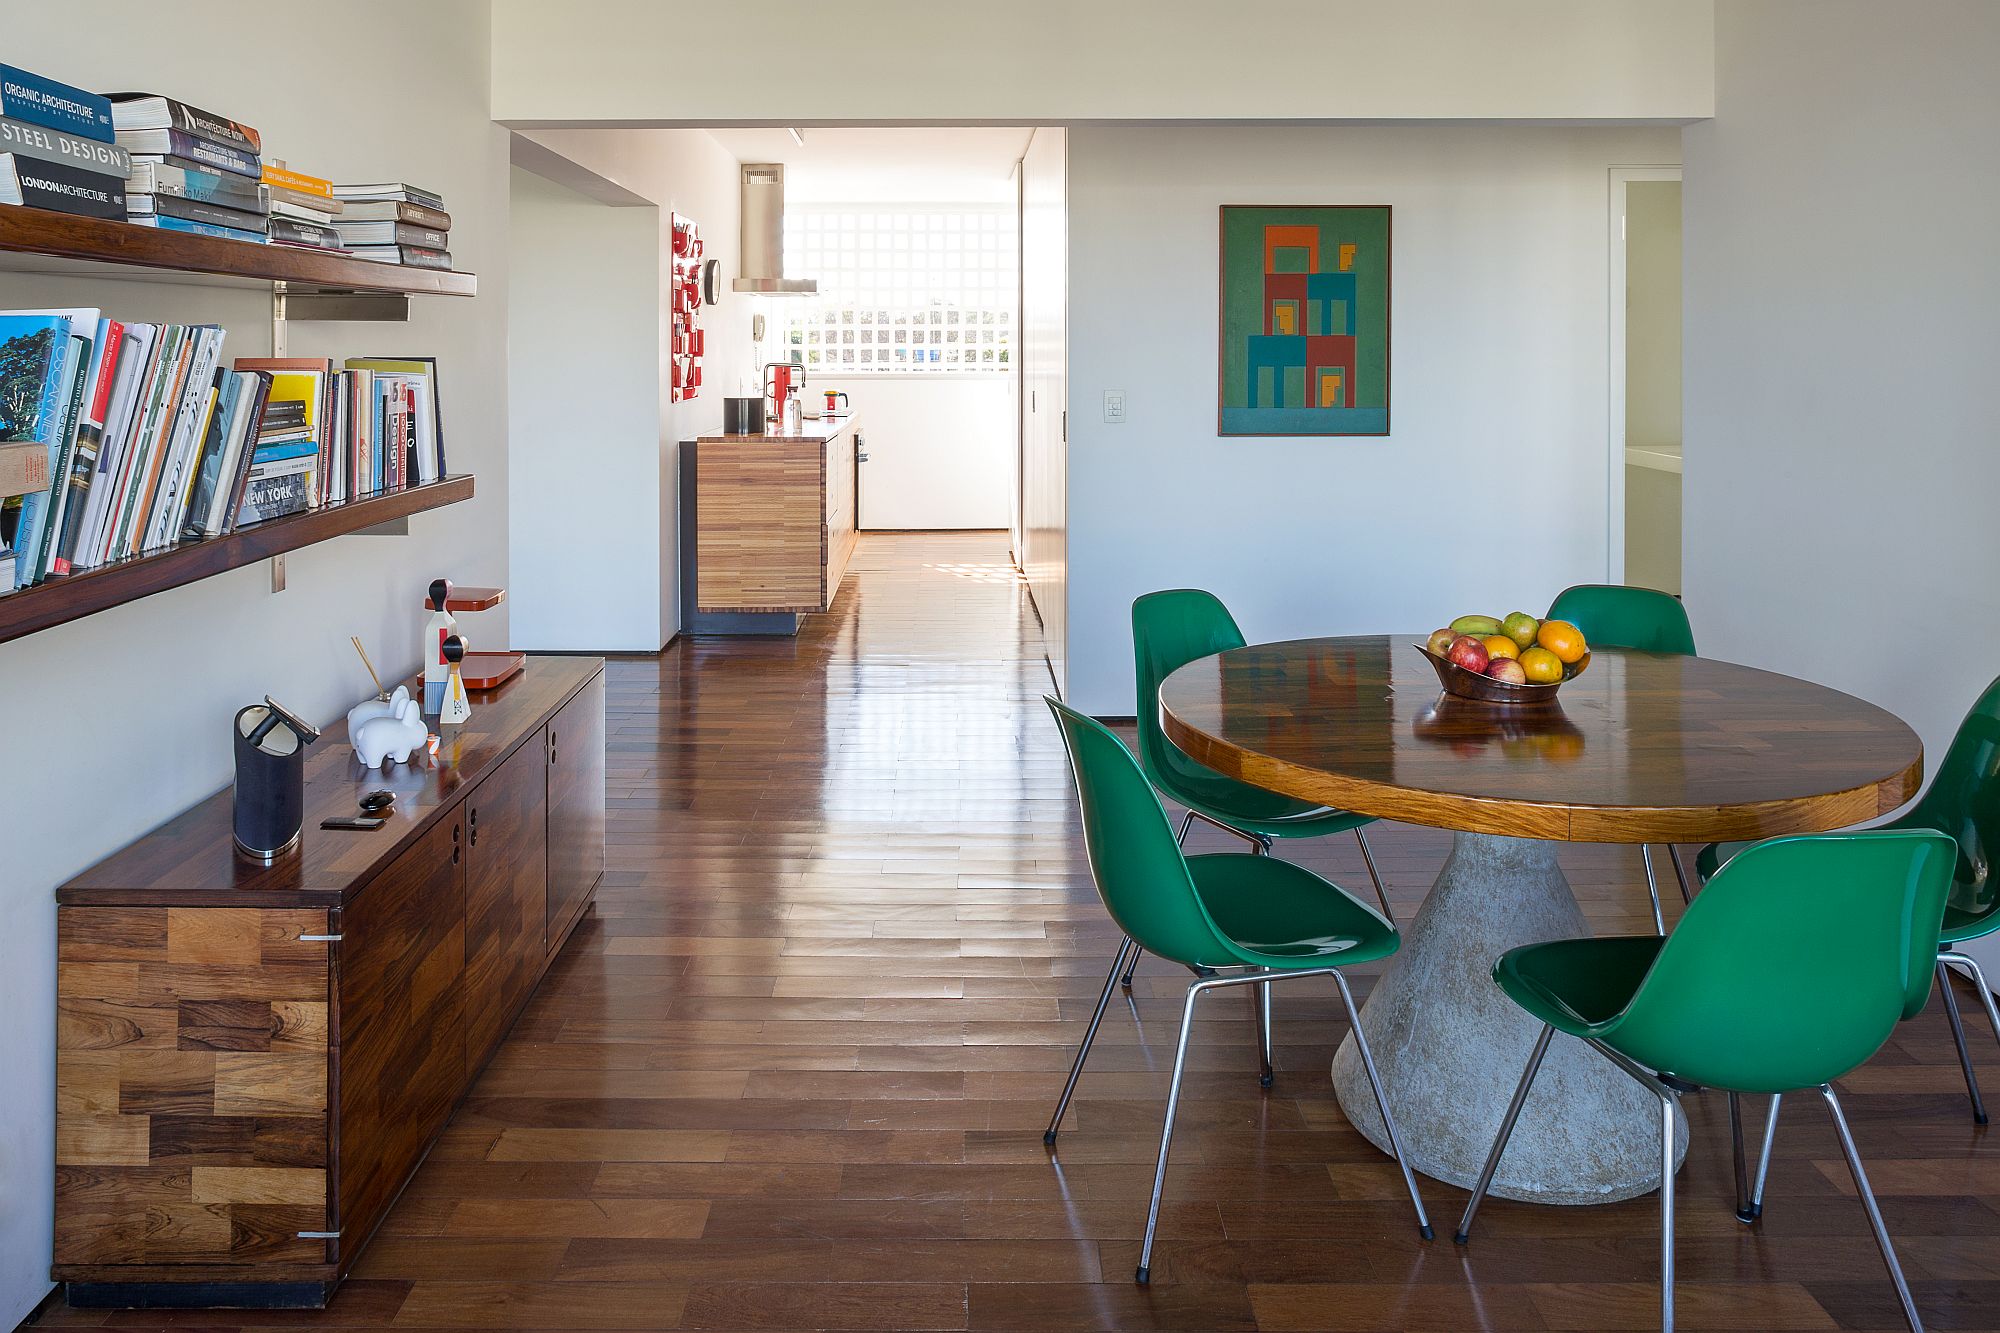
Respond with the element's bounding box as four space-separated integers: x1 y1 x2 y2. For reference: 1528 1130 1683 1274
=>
283 290 413 323
297 933 343 943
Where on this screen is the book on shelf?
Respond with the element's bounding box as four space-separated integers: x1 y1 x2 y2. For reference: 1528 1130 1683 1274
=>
267 185 338 218
124 155 265 208
349 243 451 270
261 162 330 197
346 357 445 485
112 125 257 179
127 191 268 234
332 219 446 250
232 356 329 520
331 198 439 228
0 154 125 218
0 312 81 591
267 215 343 250
48 316 122 576
334 181 442 206
127 213 265 244
0 115 128 176
107 94 261 156
0 64 114 143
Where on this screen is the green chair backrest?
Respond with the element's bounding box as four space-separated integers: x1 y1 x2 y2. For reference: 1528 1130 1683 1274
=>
1045 696 1247 970
1605 831 1956 1093
1892 672 2000 926
1546 584 1697 656
1131 589 1310 819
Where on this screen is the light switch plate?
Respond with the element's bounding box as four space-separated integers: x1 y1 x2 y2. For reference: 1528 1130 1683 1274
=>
1103 390 1127 423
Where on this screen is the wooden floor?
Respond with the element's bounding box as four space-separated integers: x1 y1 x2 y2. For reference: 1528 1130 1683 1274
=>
35 532 2000 1331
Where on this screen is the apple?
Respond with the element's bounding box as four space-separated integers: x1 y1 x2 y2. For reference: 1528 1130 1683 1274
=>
1485 657 1528 684
1447 634 1489 674
1425 627 1457 656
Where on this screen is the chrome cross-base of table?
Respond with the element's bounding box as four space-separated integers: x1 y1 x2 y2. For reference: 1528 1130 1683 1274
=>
1331 831 1688 1204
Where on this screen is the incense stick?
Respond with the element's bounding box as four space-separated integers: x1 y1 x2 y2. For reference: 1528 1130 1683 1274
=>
351 636 387 700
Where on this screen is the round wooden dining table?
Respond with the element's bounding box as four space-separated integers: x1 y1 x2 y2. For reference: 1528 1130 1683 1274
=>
1158 635 1923 1204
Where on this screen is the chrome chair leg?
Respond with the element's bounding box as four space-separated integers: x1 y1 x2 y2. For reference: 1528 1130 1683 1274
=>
1354 826 1395 925
1819 1083 1924 1333
1937 960 1989 1125
1641 845 1667 936
1744 1092 1781 1223
1666 843 1693 904
1045 936 1135 1146
1455 1023 1555 1243
1136 975 1207 1284
1332 969 1432 1239
1940 950 2000 1060
1255 977 1274 1088
1728 1092 1752 1222
1658 1089 1678 1333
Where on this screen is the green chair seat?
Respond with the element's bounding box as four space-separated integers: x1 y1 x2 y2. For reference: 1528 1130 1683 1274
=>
1187 853 1397 967
1494 935 1666 1037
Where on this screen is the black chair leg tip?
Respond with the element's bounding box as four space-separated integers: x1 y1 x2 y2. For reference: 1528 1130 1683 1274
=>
1259 1072 1274 1088
1451 1230 1470 1246
1134 1265 1149 1285
1042 1129 1057 1147
1420 1224 1435 1241
1734 1204 1760 1224
1977 1111 1990 1126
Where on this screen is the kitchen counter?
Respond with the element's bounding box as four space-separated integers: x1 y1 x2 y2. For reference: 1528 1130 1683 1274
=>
684 414 860 628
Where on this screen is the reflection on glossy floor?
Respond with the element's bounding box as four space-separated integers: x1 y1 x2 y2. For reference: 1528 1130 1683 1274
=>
38 532 2000 1330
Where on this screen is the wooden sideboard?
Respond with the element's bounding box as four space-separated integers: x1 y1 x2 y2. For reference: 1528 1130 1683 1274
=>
51 656 606 1309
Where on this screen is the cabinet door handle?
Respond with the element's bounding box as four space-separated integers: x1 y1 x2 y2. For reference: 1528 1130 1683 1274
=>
469 806 478 848
452 821 461 865
549 727 558 768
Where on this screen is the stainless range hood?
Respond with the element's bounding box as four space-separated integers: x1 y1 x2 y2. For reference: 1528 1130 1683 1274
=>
731 162 818 296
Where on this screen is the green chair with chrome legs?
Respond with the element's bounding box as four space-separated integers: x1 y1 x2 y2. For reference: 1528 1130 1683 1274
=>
1454 830 1955 1333
1547 583 1700 934
1702 671 2000 1141
1039 697 1431 1283
1116 590 1396 1051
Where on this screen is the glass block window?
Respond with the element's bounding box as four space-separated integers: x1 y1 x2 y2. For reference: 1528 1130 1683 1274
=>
781 206 1015 373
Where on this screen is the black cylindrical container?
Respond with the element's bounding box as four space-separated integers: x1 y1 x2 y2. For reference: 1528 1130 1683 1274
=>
723 396 764 434
232 702 314 862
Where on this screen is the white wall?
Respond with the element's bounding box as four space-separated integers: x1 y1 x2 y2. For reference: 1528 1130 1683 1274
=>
509 129 754 640
1064 123 1679 714
812 378 1011 530
1683 1 2000 970
1020 129 1068 693
492 0 1715 124
0 4 509 1325
507 167 662 648
1624 179 1682 593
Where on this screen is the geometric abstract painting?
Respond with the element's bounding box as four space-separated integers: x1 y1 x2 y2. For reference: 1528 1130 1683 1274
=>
1218 205 1391 435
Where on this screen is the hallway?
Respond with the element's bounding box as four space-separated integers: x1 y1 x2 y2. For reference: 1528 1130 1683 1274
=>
44 532 1997 1331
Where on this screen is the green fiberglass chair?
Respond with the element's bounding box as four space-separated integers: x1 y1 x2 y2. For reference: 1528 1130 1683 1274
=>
1040 697 1430 1283
1454 831 1955 1333
1117 589 1395 995
1546 583 1700 934
1701 671 2000 1135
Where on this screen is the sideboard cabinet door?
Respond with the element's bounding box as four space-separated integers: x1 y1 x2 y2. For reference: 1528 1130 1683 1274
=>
463 736 550 1075
545 671 605 954
335 813 465 1264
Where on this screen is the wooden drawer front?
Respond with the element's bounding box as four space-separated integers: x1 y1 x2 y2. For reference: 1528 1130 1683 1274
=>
336 814 465 1264
546 673 606 953
54 907 332 1269
464 736 550 1075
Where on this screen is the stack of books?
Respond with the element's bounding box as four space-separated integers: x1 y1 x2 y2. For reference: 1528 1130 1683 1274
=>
0 62 127 220
261 161 345 252
109 92 267 242
0 302 446 594
333 182 451 270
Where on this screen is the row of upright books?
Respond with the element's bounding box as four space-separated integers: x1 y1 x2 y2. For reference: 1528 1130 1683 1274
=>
0 62 453 268
0 307 448 595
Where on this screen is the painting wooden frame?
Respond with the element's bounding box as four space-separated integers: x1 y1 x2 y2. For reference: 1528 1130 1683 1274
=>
1217 204 1392 437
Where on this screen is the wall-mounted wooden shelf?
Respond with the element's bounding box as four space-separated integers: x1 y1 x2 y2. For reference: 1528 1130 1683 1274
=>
0 206 476 297
0 475 474 646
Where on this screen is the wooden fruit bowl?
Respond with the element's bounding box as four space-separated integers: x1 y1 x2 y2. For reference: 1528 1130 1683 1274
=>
1416 644 1590 707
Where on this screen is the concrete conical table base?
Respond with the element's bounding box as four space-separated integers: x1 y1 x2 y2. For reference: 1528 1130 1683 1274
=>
1331 832 1687 1204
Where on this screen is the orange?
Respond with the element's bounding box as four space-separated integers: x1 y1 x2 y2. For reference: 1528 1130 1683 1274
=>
1536 619 1588 664
1482 635 1520 661
1519 646 1564 684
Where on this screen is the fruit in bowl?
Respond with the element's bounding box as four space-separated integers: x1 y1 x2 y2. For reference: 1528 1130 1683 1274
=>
1420 610 1590 701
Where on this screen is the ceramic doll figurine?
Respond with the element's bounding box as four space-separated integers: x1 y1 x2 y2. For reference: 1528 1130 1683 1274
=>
422 578 457 715
439 634 472 726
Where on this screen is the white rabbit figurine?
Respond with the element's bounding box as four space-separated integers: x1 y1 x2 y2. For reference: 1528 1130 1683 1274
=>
353 695 429 769
345 685 411 739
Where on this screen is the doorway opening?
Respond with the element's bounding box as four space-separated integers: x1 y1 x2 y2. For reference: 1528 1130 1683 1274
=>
1609 167 1683 593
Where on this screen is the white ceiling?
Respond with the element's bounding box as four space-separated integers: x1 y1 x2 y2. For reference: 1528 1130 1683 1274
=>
702 127 1034 205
